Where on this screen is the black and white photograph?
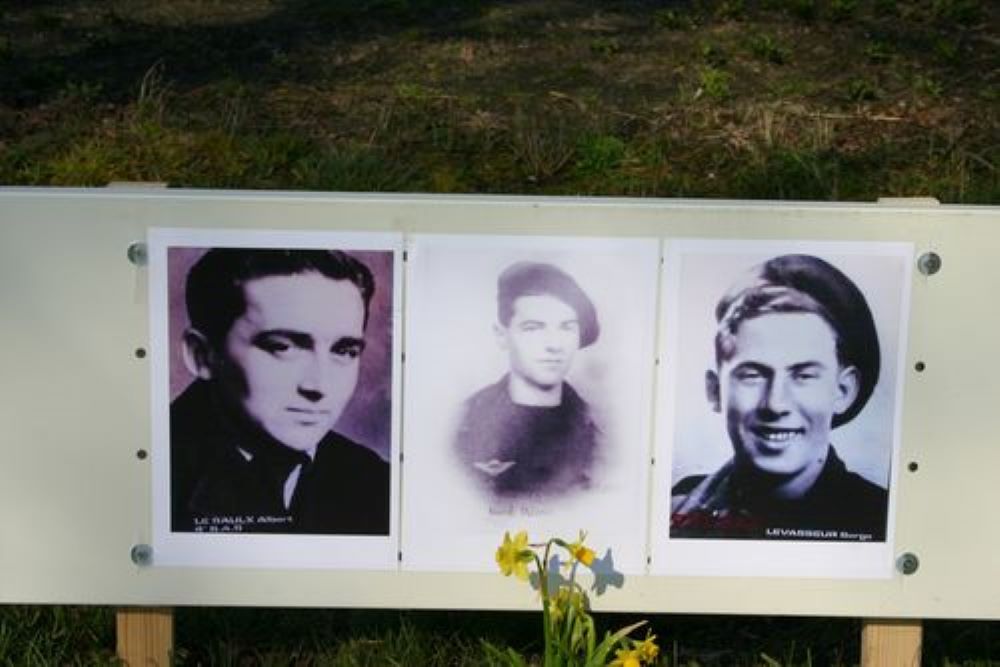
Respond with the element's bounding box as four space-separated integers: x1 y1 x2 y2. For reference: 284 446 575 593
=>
149 228 402 569
401 234 660 573
453 260 604 501
651 240 912 578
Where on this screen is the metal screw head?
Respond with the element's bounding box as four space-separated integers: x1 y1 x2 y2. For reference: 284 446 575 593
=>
917 252 941 276
130 543 153 567
127 242 147 267
897 552 919 575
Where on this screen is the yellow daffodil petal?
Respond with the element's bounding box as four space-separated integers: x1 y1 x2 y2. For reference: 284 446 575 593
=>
573 545 596 566
639 634 659 661
496 530 531 580
611 648 642 667
564 531 596 567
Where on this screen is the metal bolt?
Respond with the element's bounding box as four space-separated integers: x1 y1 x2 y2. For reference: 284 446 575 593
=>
131 543 153 567
127 242 147 267
917 252 941 276
897 552 919 575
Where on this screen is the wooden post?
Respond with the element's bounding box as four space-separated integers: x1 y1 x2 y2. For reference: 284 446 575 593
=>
116 607 175 666
110 180 172 664
861 618 922 667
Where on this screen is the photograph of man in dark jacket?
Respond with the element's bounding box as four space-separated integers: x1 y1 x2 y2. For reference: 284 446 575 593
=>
671 254 889 541
454 261 600 500
170 247 390 535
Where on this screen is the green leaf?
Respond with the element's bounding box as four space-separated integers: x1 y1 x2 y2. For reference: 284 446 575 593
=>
760 652 782 666
588 620 648 665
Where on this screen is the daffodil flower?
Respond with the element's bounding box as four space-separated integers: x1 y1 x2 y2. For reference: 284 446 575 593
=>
493 529 654 667
565 531 596 567
495 530 531 581
610 647 642 667
638 633 659 662
548 586 588 627
548 588 570 626
572 543 596 566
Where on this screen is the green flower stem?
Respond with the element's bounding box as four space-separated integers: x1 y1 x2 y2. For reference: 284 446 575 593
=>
503 532 656 666
537 539 554 667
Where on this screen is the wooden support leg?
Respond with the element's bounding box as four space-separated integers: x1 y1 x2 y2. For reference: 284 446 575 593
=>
861 618 922 667
116 607 175 666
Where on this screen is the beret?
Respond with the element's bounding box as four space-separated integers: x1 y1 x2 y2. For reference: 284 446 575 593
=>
715 254 880 427
497 262 600 348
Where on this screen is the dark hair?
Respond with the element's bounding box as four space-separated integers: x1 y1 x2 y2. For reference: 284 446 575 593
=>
496 261 600 348
185 248 375 347
713 254 880 427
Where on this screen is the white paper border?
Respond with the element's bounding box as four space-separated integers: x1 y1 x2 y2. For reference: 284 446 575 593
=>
400 233 661 574
650 239 913 579
149 227 403 569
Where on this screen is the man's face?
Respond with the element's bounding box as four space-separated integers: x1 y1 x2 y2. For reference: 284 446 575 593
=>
709 312 858 481
213 272 366 453
498 294 581 390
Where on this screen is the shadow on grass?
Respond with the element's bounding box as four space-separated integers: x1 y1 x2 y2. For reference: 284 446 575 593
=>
2 0 640 107
5 0 988 109
169 608 1000 665
1 0 478 106
1 0 995 202
174 606 543 665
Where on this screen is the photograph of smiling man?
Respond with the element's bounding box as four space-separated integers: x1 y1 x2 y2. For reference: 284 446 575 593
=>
166 245 395 536
665 244 910 545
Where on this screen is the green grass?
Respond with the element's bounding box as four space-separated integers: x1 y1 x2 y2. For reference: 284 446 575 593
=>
0 606 117 665
0 0 996 201
1 606 999 665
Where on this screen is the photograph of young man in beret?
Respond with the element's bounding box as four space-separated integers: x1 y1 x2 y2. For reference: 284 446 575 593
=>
169 247 392 536
401 236 659 572
670 253 892 542
453 261 600 500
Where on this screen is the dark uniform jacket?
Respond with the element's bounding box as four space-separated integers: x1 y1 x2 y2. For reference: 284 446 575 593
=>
454 376 598 499
170 380 390 535
670 447 887 541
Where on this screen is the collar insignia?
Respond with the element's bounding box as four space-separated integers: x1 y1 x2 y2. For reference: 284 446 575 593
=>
473 459 516 477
